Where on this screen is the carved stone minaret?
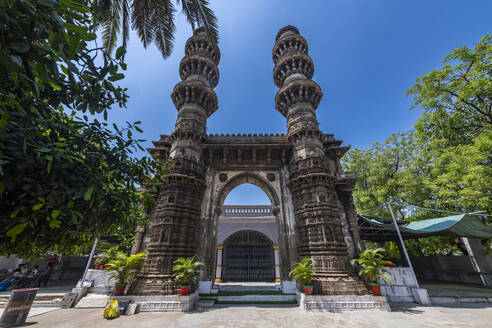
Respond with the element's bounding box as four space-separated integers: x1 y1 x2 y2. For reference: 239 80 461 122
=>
132 27 220 295
273 26 367 295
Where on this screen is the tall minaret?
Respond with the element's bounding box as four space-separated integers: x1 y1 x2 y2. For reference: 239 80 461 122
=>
273 26 367 295
132 28 220 295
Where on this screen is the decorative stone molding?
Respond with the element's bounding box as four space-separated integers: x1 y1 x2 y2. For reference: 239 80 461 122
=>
171 81 218 117
273 53 314 87
185 28 220 65
272 34 308 64
218 173 228 182
179 55 219 88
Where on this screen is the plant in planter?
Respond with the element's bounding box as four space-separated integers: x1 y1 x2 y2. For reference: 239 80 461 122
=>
289 257 315 295
104 252 146 296
172 255 204 295
95 247 119 269
350 248 393 296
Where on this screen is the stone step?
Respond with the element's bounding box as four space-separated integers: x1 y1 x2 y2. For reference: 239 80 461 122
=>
0 293 64 308
218 284 280 293
196 300 215 310
217 294 297 303
74 294 111 308
430 296 492 304
300 295 390 312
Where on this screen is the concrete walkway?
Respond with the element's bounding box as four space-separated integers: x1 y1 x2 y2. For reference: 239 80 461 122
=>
0 279 76 296
25 303 492 328
421 282 492 297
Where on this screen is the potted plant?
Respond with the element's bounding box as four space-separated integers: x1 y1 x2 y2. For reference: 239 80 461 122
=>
289 257 315 295
172 255 204 295
95 247 119 269
104 252 146 296
350 248 393 296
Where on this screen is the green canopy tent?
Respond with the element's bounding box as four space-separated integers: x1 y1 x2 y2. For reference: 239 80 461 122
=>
358 214 492 241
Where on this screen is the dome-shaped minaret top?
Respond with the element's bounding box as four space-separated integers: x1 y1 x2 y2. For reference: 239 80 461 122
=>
273 26 322 121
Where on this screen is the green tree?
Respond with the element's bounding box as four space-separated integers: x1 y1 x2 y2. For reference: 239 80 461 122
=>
343 34 492 256
406 34 491 139
0 0 164 258
93 0 218 58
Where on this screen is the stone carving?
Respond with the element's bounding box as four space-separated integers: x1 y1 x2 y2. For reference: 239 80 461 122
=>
131 25 366 297
219 173 228 182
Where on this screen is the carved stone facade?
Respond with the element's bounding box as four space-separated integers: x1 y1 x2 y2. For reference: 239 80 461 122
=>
131 26 367 296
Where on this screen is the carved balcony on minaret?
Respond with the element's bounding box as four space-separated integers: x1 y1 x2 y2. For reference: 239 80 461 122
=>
272 34 309 65
179 55 219 88
273 53 314 87
171 81 218 117
185 30 220 65
275 79 323 116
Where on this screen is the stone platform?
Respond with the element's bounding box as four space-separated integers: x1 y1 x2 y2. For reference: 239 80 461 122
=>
115 292 198 312
298 293 390 312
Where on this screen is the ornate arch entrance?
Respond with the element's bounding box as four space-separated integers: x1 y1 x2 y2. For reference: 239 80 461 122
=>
131 26 367 296
222 230 275 282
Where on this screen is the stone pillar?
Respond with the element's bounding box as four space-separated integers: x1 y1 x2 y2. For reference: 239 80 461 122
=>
132 28 220 295
273 26 366 295
273 244 281 283
130 227 145 256
215 245 223 283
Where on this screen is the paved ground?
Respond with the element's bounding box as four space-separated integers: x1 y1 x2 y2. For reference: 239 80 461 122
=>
23 303 492 328
0 280 76 296
421 281 492 297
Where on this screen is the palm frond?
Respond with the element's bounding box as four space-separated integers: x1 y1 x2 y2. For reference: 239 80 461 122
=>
121 0 130 55
131 0 155 48
104 252 146 284
176 0 196 31
152 0 176 58
97 0 124 54
192 0 218 45
172 255 203 285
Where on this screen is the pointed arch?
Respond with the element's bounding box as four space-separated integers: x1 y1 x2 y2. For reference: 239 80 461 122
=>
216 172 280 209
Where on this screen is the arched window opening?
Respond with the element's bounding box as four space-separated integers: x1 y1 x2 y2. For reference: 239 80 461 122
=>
224 183 271 206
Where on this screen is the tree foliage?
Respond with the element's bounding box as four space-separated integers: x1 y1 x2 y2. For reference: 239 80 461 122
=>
343 34 492 256
0 0 164 258
406 34 491 134
93 0 219 58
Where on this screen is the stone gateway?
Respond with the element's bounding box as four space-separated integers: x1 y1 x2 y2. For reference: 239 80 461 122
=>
130 26 367 296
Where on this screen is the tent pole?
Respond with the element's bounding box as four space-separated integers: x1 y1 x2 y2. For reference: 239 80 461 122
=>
81 238 98 286
387 203 420 288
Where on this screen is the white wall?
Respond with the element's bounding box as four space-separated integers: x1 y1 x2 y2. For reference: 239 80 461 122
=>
217 215 278 245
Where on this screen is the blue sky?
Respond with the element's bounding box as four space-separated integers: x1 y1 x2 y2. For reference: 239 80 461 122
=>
108 0 492 205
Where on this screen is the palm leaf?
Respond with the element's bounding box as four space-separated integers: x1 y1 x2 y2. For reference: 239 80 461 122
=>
131 0 155 48
99 0 124 54
192 0 218 45
176 0 197 31
121 0 130 55
152 0 176 58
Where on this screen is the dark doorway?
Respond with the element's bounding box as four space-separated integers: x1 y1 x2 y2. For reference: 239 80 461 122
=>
222 230 275 282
